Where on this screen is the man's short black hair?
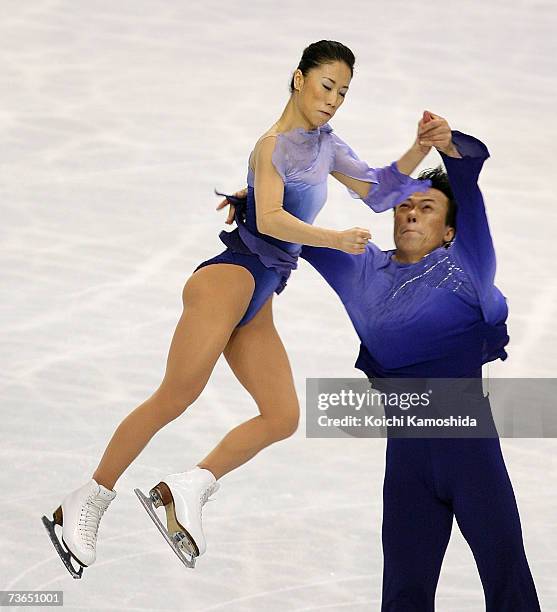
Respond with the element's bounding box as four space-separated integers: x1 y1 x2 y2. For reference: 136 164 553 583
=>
417 166 457 230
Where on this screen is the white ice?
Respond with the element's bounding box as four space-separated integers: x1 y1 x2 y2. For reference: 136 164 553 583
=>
1 1 556 610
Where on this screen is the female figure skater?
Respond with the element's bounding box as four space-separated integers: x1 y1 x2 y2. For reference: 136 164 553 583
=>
42 40 431 577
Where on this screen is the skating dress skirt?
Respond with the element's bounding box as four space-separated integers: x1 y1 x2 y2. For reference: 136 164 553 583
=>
194 122 431 327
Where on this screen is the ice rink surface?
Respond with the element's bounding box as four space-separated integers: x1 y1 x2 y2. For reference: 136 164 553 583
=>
1 1 556 610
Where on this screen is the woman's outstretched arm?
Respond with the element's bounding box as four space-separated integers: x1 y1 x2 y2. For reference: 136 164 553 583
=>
330 112 443 210
331 140 429 199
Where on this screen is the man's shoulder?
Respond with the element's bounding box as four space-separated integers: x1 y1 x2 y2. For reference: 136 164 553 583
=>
301 242 381 261
368 244 393 269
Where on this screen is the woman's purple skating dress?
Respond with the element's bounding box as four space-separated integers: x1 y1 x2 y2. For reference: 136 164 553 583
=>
195 123 430 326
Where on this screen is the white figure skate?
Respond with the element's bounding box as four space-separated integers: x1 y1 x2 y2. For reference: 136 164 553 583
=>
134 466 219 569
41 478 117 579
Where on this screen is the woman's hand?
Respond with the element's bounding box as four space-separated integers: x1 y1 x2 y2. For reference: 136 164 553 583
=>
216 187 248 225
416 111 458 156
333 227 372 254
412 110 436 155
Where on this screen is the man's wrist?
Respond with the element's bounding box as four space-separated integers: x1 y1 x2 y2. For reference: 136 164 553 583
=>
438 142 461 158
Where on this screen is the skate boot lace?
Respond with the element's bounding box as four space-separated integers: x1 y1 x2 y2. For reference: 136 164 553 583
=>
199 482 219 508
79 495 111 549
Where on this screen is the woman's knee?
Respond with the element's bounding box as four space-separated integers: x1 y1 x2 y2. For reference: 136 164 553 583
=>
149 381 203 424
266 406 300 441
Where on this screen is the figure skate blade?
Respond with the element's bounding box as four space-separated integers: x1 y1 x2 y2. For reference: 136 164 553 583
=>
41 514 84 579
134 488 196 569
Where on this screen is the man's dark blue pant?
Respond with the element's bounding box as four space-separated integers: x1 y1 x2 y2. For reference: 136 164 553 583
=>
381 437 541 611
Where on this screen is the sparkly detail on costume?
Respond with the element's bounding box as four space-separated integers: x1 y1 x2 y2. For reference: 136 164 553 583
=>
389 248 467 300
390 255 450 299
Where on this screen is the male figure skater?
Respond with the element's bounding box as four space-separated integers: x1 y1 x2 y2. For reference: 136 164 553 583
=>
300 112 540 611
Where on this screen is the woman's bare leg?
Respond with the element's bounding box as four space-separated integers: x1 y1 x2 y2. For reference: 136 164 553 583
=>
91 264 255 490
197 296 299 479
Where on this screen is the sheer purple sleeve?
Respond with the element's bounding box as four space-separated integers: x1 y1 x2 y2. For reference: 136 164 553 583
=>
330 132 431 212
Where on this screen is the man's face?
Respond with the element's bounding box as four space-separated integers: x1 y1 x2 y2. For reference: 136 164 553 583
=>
393 189 455 262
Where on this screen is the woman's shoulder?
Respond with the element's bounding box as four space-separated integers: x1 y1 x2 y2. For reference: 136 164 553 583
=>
257 125 281 143
249 126 282 172
254 127 282 152
249 122 332 177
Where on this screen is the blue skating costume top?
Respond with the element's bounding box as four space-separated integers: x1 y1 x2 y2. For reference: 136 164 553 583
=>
218 123 432 294
300 131 509 378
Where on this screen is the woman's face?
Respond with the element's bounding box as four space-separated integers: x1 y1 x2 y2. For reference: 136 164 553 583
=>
293 61 351 127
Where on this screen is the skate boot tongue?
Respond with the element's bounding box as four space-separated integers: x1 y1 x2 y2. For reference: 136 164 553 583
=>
96 485 117 503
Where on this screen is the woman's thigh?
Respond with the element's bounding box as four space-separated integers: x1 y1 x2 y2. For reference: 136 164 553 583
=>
156 264 255 409
196 249 282 327
223 296 299 433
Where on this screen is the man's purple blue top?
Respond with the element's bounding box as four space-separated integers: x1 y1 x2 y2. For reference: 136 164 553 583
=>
300 132 509 378
218 123 431 293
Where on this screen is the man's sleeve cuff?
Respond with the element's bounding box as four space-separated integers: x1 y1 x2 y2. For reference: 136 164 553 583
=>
442 131 490 162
